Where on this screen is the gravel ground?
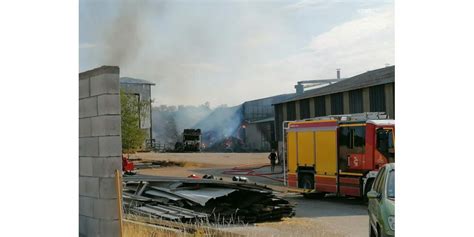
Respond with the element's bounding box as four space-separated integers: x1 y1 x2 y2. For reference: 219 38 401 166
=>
130 152 369 237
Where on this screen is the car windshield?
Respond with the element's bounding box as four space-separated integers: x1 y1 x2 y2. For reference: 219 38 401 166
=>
387 170 395 199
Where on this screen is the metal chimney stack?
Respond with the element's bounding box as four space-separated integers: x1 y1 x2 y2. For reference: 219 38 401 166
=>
336 69 341 80
295 83 304 95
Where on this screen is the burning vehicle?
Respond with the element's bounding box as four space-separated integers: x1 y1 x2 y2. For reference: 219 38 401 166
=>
154 104 254 152
174 129 202 152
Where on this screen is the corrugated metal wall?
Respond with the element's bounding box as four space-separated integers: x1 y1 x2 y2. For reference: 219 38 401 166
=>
274 82 394 142
242 96 285 122
314 96 326 117
275 104 283 142
331 93 344 115
369 85 386 112
392 83 395 118
120 83 152 129
287 101 296 120
349 89 363 113
299 98 310 119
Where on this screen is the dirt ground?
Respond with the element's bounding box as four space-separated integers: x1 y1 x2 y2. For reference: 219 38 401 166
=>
128 152 369 237
130 152 270 167
129 152 272 182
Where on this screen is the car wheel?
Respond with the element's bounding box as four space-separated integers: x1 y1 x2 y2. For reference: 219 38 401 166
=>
376 224 382 237
369 225 376 237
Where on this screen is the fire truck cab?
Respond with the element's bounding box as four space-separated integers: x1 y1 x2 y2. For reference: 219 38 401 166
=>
284 113 395 198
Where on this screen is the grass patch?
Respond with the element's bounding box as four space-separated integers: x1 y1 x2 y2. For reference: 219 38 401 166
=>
124 220 182 237
124 214 246 237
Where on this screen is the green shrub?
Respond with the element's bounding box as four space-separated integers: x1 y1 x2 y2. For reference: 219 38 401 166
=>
121 90 149 153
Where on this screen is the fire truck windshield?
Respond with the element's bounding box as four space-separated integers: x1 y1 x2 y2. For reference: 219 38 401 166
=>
376 128 395 161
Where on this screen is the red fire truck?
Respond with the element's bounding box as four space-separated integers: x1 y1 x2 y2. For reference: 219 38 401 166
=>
283 112 395 198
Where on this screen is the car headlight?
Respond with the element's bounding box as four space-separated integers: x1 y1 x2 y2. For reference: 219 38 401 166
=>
388 216 395 230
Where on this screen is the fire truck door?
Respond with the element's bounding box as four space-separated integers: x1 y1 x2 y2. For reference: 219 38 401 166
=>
314 130 338 193
297 131 315 167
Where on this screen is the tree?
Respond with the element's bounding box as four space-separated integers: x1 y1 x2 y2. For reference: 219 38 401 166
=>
120 90 149 153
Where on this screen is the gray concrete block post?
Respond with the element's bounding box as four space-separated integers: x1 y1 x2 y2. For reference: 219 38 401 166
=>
79 66 122 237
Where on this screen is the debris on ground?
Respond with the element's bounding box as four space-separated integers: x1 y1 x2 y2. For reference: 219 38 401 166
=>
231 176 248 182
125 158 185 170
187 174 200 179
202 174 223 180
123 175 295 224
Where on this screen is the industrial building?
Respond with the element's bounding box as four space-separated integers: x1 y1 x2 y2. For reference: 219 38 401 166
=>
145 66 393 153
241 94 294 151
120 77 155 146
273 65 395 150
191 93 293 152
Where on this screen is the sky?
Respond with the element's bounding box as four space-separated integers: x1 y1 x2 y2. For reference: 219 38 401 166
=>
80 0 394 108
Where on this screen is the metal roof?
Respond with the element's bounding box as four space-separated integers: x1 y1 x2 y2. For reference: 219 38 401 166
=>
249 117 275 124
145 186 237 206
123 175 295 223
120 77 156 85
174 188 237 206
133 204 208 220
145 189 183 201
244 93 295 104
274 65 394 105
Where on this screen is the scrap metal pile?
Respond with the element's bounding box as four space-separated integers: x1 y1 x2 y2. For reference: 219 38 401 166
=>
122 175 295 224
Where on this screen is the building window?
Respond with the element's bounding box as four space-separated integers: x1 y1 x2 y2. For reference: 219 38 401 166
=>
331 93 344 115
287 101 296 121
349 89 363 113
299 99 310 119
314 96 326 117
370 85 386 112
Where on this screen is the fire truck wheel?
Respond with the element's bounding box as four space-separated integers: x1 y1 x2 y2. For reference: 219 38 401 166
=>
303 192 326 199
300 174 314 190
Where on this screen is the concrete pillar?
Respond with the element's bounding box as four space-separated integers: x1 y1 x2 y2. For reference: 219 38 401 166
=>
325 95 331 115
309 98 315 118
362 88 370 112
385 83 395 118
295 101 300 120
343 92 350 114
79 66 122 237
